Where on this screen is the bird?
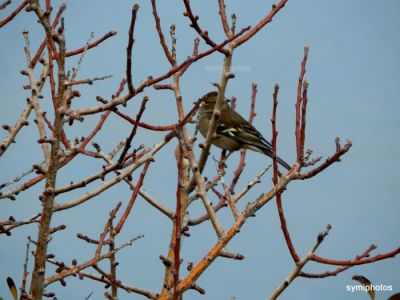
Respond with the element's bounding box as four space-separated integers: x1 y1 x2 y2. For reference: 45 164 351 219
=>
198 91 291 170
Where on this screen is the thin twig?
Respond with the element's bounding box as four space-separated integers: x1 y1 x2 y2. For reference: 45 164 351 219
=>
0 0 28 28
126 4 139 95
268 225 331 300
271 83 300 263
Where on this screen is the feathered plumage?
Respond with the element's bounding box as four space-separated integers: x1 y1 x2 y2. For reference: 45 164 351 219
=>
198 91 291 170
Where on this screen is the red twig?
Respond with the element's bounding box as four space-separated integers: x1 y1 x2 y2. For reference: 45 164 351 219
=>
65 31 117 57
300 80 309 158
117 96 148 166
311 246 400 266
78 112 111 151
44 0 50 15
30 3 66 68
233 0 288 48
0 0 28 28
218 0 231 37
95 202 122 258
173 145 184 297
47 39 57 108
126 4 139 95
182 0 227 55
113 160 152 234
248 82 257 123
0 0 12 11
297 138 352 179
272 83 300 263
113 97 202 132
151 0 174 65
301 245 376 278
295 46 309 163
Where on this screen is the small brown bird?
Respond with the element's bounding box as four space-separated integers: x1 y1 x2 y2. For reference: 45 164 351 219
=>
198 91 291 170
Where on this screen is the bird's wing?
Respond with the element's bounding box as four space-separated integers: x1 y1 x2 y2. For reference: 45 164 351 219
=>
216 122 272 151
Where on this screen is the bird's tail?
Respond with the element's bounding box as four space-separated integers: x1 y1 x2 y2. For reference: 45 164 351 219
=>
275 155 291 171
257 144 291 170
248 143 292 170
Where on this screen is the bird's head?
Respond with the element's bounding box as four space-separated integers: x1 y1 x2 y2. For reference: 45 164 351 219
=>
201 91 219 112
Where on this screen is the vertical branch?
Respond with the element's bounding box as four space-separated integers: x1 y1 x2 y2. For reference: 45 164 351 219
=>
295 45 309 164
20 236 32 299
150 0 174 65
173 144 184 299
218 0 231 37
109 228 117 298
271 83 300 263
300 80 309 159
29 8 67 298
126 4 139 95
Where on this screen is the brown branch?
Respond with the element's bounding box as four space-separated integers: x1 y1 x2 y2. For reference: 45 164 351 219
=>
300 245 376 278
0 0 12 10
232 0 288 48
300 80 309 159
113 160 152 234
19 236 32 299
271 83 300 263
44 235 144 286
218 0 231 37
296 138 352 179
64 75 112 86
295 45 309 163
30 3 66 68
311 246 400 266
113 97 202 132
95 202 121 258
151 0 174 65
172 145 184 297
0 0 28 28
117 96 148 166
0 214 40 235
182 0 227 55
126 4 139 95
64 31 117 57
29 4 66 296
268 225 331 300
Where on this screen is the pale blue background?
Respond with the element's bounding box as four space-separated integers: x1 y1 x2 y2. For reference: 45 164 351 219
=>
0 1 399 299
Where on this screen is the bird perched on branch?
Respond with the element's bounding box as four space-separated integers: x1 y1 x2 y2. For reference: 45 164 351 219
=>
198 91 291 170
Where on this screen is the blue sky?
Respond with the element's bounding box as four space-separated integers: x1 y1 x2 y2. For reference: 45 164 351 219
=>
0 1 399 299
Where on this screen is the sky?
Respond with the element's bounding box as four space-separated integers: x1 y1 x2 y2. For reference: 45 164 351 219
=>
0 1 399 299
